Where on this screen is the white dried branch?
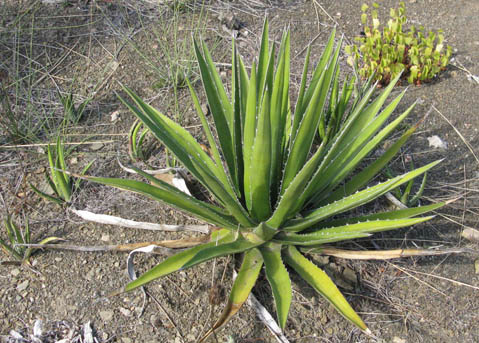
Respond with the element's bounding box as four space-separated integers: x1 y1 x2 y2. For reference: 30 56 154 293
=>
71 208 210 233
117 156 187 175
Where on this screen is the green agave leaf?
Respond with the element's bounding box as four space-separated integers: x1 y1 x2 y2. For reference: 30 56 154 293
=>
191 158 255 227
294 28 337 130
278 216 433 246
269 32 288 199
256 19 270 99
186 78 236 196
0 237 23 260
4 216 16 246
249 90 272 221
29 183 64 205
325 120 419 203
124 229 233 292
56 136 69 184
231 40 245 196
24 236 63 261
74 158 96 191
282 38 342 192
259 243 292 329
85 175 236 229
268 141 328 228
301 74 402 204
243 62 257 212
293 45 311 134
284 160 441 232
313 95 414 204
314 202 444 229
118 85 234 203
45 172 60 198
181 233 261 270
199 248 264 343
284 245 368 332
193 39 236 183
128 119 141 159
409 172 427 206
48 144 70 202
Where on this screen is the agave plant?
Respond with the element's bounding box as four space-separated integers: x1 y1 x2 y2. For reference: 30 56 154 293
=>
85 22 442 340
0 215 61 264
30 136 94 205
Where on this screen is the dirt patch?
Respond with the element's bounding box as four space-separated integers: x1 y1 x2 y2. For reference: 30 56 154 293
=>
1 1 478 342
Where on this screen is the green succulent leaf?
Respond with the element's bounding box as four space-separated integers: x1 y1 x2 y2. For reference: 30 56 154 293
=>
260 243 292 328
284 245 368 332
124 229 233 293
84 175 236 229
278 216 433 246
199 248 264 342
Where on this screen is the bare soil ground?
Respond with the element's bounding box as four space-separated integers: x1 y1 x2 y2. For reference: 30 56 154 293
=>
1 1 478 342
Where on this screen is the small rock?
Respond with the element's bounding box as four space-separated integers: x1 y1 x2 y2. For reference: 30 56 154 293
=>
55 257 63 262
10 269 21 277
111 110 120 122
342 266 357 285
34 167 46 174
89 143 104 151
186 333 196 341
16 280 29 292
175 336 181 343
37 179 56 196
119 307 131 317
101 234 110 242
315 255 329 266
70 157 78 165
427 135 448 149
99 310 114 322
121 338 132 343
461 228 479 242
393 337 406 343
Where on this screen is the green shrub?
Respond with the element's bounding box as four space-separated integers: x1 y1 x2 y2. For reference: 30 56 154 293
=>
86 21 442 340
345 2 452 85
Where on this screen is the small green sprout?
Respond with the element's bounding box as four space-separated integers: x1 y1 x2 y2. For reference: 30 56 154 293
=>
59 92 90 125
30 137 94 205
345 2 452 85
385 160 427 207
0 215 61 264
128 119 157 164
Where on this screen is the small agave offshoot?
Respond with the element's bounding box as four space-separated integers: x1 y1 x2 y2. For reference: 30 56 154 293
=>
85 21 442 340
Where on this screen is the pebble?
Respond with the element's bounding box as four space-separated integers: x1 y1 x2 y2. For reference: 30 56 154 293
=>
119 307 131 317
342 266 357 285
101 234 110 242
393 337 406 343
10 268 21 277
99 310 114 322
121 338 132 343
89 143 104 151
17 280 29 292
